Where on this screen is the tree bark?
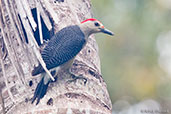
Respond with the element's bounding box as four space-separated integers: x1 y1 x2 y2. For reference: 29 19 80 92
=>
0 0 112 114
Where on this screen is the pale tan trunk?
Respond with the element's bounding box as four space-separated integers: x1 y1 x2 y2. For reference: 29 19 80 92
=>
0 0 112 113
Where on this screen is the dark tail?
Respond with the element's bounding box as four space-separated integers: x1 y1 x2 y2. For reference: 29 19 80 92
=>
31 77 50 105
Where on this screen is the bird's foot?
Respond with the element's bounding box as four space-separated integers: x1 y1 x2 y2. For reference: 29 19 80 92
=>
67 73 87 85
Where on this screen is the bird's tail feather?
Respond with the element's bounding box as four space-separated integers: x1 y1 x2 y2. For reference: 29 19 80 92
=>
31 77 50 105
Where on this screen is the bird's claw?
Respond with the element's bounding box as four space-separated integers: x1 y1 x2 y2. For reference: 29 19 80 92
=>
67 74 87 85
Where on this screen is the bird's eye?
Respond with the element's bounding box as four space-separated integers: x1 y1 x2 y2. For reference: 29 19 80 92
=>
94 22 100 27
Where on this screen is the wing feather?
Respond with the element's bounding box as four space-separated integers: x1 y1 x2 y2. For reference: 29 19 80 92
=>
32 25 85 76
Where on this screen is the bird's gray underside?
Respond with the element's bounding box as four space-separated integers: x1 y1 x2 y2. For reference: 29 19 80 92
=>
32 57 75 76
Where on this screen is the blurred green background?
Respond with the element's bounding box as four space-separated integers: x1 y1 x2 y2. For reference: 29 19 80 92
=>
91 0 171 113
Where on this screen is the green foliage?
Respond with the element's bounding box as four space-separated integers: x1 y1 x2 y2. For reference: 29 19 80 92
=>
92 0 171 104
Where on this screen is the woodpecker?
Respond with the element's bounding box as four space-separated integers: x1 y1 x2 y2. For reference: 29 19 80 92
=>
31 18 114 105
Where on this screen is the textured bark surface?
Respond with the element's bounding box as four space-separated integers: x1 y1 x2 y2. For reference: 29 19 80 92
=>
0 0 112 113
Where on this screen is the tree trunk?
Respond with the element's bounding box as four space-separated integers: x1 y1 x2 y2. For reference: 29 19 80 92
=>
0 0 112 113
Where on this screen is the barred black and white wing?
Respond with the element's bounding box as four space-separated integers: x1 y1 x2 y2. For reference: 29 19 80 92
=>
32 25 85 76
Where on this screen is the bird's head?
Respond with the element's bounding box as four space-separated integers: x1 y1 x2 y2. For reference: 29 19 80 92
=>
80 18 114 37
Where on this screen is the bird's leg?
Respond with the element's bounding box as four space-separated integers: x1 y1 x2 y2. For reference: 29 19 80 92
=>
67 70 87 85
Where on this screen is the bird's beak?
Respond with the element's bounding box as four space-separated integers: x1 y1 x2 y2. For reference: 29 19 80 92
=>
100 28 114 36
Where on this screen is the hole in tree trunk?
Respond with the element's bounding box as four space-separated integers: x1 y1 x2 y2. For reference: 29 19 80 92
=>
18 14 29 43
29 80 33 87
31 8 54 46
47 98 53 106
54 0 64 3
18 8 54 45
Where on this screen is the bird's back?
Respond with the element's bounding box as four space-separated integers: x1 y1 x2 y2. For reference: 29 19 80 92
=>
32 25 85 76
